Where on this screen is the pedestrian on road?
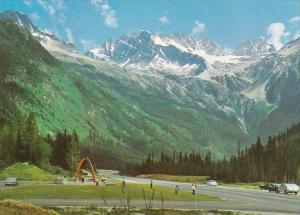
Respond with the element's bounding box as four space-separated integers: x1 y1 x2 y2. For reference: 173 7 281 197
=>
192 184 196 195
150 179 153 188
122 177 126 188
175 184 179 195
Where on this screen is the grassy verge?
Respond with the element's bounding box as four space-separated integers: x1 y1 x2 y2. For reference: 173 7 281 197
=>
0 163 55 181
0 200 58 215
51 207 256 215
138 174 209 184
0 182 220 201
221 182 261 189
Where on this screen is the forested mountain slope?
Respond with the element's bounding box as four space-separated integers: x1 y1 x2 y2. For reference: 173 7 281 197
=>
0 19 252 159
131 122 300 183
0 11 299 161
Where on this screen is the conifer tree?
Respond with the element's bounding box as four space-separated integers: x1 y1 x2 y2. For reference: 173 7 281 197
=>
67 131 80 174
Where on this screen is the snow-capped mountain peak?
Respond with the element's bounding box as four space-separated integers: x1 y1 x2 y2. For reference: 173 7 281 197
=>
0 10 89 63
85 31 243 77
233 38 276 56
0 10 40 33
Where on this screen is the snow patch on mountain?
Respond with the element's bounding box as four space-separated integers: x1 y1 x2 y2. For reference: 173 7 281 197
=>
234 38 276 56
86 30 262 81
278 38 300 56
243 80 268 101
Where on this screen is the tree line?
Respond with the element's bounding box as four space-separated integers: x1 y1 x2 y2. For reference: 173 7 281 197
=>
125 122 300 183
0 112 80 174
0 112 130 174
1 112 300 183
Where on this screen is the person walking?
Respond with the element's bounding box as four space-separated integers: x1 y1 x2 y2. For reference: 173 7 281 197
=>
175 184 179 195
150 179 153 188
192 184 196 195
192 184 197 210
122 177 126 188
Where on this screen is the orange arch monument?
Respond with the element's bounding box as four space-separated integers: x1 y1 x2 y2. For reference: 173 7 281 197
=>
75 157 96 182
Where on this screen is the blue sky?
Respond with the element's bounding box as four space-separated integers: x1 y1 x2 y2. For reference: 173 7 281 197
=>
0 0 299 52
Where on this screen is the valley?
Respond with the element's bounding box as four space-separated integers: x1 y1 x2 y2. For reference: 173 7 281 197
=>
0 11 299 161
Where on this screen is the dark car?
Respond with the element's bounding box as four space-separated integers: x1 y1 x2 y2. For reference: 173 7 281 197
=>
268 183 281 193
259 183 270 190
4 177 18 186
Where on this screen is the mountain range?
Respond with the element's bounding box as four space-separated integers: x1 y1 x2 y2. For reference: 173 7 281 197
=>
0 10 299 160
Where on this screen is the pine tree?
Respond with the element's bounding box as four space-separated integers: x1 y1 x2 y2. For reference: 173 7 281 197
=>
66 131 80 174
24 112 39 163
51 130 69 169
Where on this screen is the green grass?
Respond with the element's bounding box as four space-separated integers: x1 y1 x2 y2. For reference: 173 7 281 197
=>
0 183 220 201
0 162 54 181
0 200 58 215
221 182 261 189
138 174 209 184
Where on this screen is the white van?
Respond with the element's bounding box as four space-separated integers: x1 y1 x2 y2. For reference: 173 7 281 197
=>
207 180 218 186
279 183 299 195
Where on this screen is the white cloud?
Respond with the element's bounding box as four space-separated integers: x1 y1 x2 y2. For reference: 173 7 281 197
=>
65 28 74 44
293 30 300 40
158 16 170 25
289 16 300 23
23 0 31 6
58 12 66 23
30 13 39 21
53 0 65 10
91 0 118 28
37 0 55 16
37 0 66 23
191 20 205 36
267 22 289 50
80 38 97 51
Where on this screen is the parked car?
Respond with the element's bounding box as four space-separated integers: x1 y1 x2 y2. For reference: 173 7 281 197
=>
278 183 299 195
268 183 281 193
259 183 270 190
207 180 218 186
4 177 18 186
102 178 116 185
54 177 68 184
